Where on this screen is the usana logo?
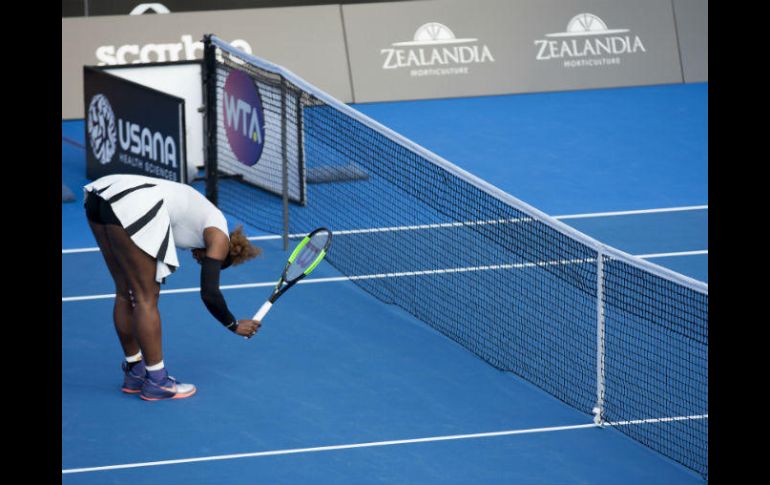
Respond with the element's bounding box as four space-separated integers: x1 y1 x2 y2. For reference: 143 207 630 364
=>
87 94 117 165
535 13 646 68
87 93 179 168
381 22 495 77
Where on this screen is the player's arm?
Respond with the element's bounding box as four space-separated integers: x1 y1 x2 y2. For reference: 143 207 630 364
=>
200 228 260 338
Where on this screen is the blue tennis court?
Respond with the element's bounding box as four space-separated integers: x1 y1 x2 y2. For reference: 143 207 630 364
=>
62 82 707 484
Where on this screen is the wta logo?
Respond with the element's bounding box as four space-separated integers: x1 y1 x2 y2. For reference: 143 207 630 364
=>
222 69 265 166
87 94 118 165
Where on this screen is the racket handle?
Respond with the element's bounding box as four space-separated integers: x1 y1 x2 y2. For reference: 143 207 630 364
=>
253 301 273 321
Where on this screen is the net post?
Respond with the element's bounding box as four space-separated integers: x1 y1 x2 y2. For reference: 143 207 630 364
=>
202 34 219 206
593 249 606 427
280 77 290 251
296 92 306 206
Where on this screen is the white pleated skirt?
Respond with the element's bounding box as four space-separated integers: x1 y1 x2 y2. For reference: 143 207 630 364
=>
84 175 179 283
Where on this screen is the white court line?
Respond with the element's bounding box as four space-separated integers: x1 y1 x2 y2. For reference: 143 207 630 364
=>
61 247 100 254
61 251 707 302
61 205 708 254
61 414 707 475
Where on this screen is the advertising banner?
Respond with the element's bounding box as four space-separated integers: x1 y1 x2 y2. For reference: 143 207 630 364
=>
343 0 684 102
84 67 186 182
102 62 203 182
62 5 351 119
64 0 701 117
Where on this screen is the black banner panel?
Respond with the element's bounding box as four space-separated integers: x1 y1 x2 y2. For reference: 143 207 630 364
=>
83 67 186 182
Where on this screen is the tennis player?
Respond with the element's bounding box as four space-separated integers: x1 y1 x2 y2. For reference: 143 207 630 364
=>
83 173 262 401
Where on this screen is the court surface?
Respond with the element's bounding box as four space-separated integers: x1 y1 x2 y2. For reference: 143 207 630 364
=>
62 82 707 484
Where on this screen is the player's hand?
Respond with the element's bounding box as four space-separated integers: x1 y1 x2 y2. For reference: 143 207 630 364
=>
235 319 261 339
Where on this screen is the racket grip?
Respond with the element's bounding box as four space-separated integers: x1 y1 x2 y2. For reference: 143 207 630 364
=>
253 301 273 321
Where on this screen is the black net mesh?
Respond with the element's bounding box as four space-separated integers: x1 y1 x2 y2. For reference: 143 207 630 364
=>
205 38 708 480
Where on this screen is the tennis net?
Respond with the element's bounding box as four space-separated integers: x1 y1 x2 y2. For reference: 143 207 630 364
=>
202 35 708 479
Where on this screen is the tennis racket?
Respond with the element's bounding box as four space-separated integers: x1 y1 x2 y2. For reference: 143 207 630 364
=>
252 227 333 323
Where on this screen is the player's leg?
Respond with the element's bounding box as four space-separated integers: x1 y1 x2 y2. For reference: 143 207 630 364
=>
85 193 147 393
103 225 163 364
86 220 137 352
103 223 196 401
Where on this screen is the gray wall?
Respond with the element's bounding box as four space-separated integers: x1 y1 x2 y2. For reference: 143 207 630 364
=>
62 0 708 119
62 0 405 17
61 5 352 119
673 0 707 83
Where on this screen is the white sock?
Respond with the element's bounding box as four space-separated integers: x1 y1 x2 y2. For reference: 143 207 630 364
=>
125 351 142 363
145 360 165 372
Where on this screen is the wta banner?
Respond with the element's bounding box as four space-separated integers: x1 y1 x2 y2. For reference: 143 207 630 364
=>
83 67 186 183
343 0 684 102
